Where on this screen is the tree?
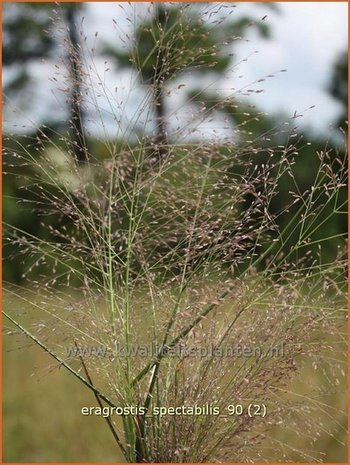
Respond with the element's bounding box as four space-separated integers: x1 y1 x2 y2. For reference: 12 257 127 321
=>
3 2 88 163
103 4 273 160
2 3 56 119
328 50 347 132
65 4 89 163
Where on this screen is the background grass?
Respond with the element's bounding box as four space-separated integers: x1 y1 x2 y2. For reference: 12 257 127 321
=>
3 331 125 462
3 297 347 462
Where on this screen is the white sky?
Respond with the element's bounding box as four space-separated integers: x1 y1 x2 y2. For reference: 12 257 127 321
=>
233 2 347 135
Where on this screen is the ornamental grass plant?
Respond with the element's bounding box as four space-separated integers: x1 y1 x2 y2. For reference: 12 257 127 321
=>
3 3 347 462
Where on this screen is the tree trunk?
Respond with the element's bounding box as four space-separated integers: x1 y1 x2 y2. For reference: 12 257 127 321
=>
153 5 168 161
66 5 88 163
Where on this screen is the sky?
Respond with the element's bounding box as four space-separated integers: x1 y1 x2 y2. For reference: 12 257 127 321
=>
233 2 347 135
3 2 348 138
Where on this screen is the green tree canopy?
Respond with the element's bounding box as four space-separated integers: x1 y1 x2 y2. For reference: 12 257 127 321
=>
328 50 347 130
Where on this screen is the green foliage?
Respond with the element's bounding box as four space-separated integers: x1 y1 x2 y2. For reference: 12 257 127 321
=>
3 3 54 66
3 2 86 139
328 50 347 130
104 5 271 87
104 5 229 84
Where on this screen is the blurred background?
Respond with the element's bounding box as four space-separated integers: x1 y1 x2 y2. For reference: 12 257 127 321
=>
3 2 348 462
3 2 347 137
